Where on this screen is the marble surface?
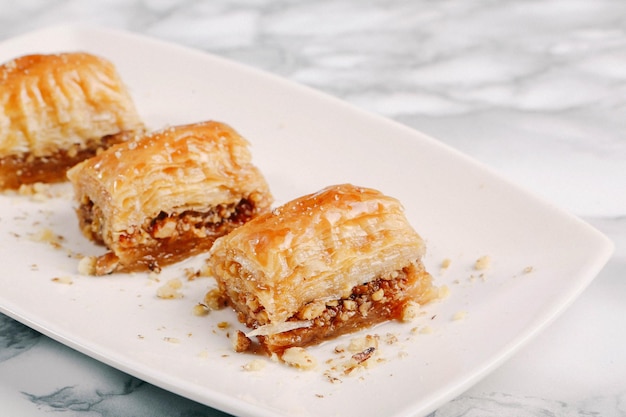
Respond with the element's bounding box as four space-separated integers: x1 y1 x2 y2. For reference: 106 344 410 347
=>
1 1 624 416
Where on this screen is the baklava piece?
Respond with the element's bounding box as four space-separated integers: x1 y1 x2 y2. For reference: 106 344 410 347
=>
67 121 272 275
0 52 144 190
206 183 438 355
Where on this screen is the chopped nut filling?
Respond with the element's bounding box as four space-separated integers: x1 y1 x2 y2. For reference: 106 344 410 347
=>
0 133 128 190
232 330 252 353
224 262 437 355
77 198 260 275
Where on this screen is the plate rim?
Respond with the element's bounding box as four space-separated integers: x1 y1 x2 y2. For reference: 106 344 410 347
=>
0 24 615 417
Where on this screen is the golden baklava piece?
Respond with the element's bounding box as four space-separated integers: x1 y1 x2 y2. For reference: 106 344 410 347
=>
0 52 144 190
206 183 438 355
67 121 272 275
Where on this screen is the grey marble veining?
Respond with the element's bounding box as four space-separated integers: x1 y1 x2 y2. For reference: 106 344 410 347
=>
2 0 623 217
0 315 41 363
431 391 626 417
0 322 229 416
0 1 625 416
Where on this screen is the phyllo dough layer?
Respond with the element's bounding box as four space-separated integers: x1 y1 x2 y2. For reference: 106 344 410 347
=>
0 52 144 189
206 183 438 354
67 120 272 275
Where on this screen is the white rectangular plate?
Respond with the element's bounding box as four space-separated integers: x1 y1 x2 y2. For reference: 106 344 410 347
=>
0 26 613 417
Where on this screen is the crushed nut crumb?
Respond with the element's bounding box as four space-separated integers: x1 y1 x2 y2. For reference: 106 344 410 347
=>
347 334 379 353
156 278 183 299
184 267 202 281
384 333 399 345
371 288 385 302
77 256 96 275
325 374 342 384
31 228 63 248
298 300 326 320
400 300 420 321
281 347 317 370
474 255 491 270
344 347 377 375
242 359 266 372
192 303 211 316
352 347 376 363
51 276 73 285
418 325 434 334
204 288 226 310
232 330 252 352
452 310 468 321
438 285 450 299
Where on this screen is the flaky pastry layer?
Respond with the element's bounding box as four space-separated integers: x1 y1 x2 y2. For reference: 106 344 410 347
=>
0 52 144 189
68 121 272 274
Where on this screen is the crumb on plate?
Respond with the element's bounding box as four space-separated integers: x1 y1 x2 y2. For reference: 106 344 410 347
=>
281 347 317 370
400 300 420 321
242 359 266 372
192 303 211 317
77 256 97 275
452 310 468 321
203 288 226 310
441 258 452 269
31 228 63 248
438 284 450 299
474 255 491 270
51 276 73 285
156 278 183 299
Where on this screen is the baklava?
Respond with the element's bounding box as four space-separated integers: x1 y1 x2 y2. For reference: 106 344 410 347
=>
0 52 144 190
67 121 272 275
206 183 438 355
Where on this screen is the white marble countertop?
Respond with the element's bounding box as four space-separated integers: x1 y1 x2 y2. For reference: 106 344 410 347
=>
1 1 624 416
